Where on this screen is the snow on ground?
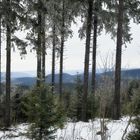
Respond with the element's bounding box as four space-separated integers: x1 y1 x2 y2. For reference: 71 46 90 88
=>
0 124 28 140
56 117 133 140
0 117 133 140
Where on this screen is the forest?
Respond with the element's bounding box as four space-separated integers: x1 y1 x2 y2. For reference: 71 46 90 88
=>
0 0 140 140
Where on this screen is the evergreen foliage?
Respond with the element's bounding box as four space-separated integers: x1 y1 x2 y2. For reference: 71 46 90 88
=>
126 117 140 140
74 75 83 121
0 0 140 137
22 85 66 140
64 74 97 121
64 75 83 121
12 90 28 123
126 86 140 140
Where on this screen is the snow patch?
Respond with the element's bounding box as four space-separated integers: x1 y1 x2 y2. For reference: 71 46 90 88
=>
0 117 133 140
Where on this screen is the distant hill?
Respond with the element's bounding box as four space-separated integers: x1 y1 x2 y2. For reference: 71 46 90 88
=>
1 72 34 82
121 69 140 79
12 77 36 86
1 73 5 81
12 73 76 86
1 69 140 86
46 73 75 83
101 69 140 80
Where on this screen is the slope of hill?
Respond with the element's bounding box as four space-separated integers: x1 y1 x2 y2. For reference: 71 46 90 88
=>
46 73 75 83
1 72 34 82
12 77 36 86
101 69 140 79
1 69 140 86
121 69 140 79
12 73 76 86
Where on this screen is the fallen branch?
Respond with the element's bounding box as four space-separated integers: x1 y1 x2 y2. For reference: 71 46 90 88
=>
121 116 132 140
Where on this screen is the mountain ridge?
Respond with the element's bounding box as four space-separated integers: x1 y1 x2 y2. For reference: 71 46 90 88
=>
1 68 140 86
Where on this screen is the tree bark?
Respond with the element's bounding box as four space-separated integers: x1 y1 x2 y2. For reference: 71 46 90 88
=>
81 0 93 122
91 1 98 94
59 0 65 100
5 0 11 127
91 0 99 119
36 0 42 87
42 11 46 83
113 0 124 120
0 16 2 95
52 24 56 94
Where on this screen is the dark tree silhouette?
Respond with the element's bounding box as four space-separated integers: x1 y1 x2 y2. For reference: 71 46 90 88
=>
82 0 93 122
113 0 124 120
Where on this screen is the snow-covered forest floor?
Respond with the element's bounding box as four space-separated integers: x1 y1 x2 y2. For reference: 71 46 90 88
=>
0 117 133 140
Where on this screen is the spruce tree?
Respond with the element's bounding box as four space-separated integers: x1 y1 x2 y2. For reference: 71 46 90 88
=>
46 0 61 94
25 0 47 86
50 0 78 100
23 85 65 140
5 0 12 127
59 0 65 100
1 0 27 127
102 0 140 120
126 87 140 140
113 0 124 120
82 0 93 122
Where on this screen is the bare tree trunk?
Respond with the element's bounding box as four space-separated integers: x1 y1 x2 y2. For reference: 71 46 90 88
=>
42 12 46 83
90 0 99 119
52 24 56 93
0 16 2 95
59 0 65 100
36 1 42 87
59 32 64 100
81 0 93 122
113 0 124 120
121 115 132 140
5 0 11 127
91 1 98 94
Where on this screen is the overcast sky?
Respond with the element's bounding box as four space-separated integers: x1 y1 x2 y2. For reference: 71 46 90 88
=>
1 20 140 74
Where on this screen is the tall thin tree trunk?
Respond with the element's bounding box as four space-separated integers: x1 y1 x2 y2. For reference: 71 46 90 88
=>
5 0 11 127
59 0 65 100
0 16 2 95
42 12 46 83
113 0 124 120
36 1 42 87
91 1 98 94
81 0 93 122
59 32 64 100
91 0 99 119
52 24 56 93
